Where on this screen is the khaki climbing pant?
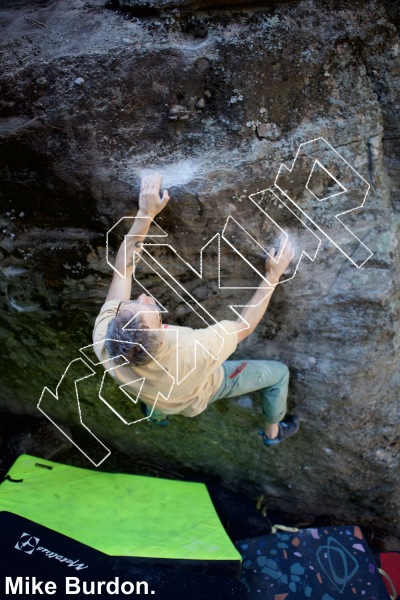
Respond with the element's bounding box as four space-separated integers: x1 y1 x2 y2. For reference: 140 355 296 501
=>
208 360 289 424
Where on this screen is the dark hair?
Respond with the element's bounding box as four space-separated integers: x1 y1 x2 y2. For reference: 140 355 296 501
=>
104 309 160 366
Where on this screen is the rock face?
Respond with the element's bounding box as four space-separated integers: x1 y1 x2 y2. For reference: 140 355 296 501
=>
1 0 400 537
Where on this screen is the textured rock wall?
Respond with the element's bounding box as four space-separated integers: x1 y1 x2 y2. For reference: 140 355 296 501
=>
1 0 400 536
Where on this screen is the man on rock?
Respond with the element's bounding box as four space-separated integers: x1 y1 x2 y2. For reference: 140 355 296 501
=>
93 172 299 446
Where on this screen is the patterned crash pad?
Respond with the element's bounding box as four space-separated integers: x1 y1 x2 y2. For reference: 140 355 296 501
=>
235 526 390 599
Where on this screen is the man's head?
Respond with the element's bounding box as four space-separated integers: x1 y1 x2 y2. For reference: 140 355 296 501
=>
105 294 163 366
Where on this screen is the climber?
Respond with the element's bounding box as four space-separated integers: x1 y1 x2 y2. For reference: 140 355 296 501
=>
93 172 300 446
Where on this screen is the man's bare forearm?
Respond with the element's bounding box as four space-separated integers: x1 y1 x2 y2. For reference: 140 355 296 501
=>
235 238 294 342
237 275 278 336
105 173 170 302
114 209 152 275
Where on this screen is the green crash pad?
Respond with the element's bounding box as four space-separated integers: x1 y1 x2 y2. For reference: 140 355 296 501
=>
0 455 241 569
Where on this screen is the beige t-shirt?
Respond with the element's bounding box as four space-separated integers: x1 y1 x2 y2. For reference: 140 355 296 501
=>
92 300 238 417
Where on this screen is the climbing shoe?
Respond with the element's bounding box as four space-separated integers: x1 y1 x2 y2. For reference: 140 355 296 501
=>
259 415 300 447
140 401 169 426
149 416 169 426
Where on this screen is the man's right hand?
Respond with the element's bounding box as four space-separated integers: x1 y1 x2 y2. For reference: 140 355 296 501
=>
138 172 170 219
106 172 169 301
265 237 295 284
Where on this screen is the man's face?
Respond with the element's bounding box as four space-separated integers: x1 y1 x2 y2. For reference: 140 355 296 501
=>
117 294 162 330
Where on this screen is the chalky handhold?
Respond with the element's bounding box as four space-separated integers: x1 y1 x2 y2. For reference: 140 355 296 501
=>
169 104 189 121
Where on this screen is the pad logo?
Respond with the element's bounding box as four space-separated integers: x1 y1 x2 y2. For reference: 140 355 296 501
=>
15 533 40 554
14 533 89 570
